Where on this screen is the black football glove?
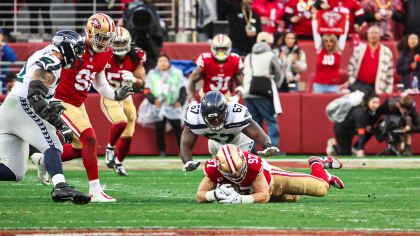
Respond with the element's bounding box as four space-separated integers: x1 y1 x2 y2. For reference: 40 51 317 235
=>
114 85 134 101
58 125 73 144
49 101 67 116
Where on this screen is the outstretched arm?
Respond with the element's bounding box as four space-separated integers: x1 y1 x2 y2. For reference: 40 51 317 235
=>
93 70 118 100
242 120 272 148
188 66 205 103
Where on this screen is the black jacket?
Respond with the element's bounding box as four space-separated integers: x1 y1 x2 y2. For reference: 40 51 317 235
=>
217 0 262 53
334 105 369 149
392 0 420 35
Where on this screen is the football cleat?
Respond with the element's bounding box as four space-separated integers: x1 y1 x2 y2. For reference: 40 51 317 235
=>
105 145 115 169
325 170 344 189
89 184 116 203
51 182 91 205
31 153 50 186
114 164 128 176
308 156 342 169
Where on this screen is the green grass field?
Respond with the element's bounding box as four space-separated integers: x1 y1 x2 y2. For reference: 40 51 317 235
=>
1 168 419 230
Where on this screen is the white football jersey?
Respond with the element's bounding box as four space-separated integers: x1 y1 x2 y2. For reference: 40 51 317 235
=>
10 45 62 99
184 102 253 145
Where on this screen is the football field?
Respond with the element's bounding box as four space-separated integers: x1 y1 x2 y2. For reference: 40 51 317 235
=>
1 156 420 235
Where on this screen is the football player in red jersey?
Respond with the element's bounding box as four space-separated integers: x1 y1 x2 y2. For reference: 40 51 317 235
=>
102 26 146 176
188 34 244 106
53 14 133 202
197 144 344 204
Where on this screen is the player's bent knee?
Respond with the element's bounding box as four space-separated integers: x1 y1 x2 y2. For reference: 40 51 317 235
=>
15 173 25 182
80 128 97 146
313 183 328 197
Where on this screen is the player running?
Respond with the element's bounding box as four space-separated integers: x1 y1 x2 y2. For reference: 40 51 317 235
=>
0 30 90 204
180 91 280 172
102 26 146 176
188 34 244 105
197 144 344 203
53 14 133 202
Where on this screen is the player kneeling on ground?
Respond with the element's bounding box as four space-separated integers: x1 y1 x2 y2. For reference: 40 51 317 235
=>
181 91 280 172
196 144 344 203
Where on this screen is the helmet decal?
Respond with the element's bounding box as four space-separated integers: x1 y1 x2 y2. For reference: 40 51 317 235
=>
91 18 101 29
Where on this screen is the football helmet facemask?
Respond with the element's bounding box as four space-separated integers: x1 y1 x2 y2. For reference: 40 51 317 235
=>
216 144 248 183
113 26 131 56
201 91 229 131
85 13 116 53
211 34 232 62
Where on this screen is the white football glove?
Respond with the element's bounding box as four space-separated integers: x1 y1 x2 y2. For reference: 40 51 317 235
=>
229 95 240 103
219 192 242 204
214 184 237 201
257 144 280 157
121 70 137 83
182 160 201 172
189 99 198 107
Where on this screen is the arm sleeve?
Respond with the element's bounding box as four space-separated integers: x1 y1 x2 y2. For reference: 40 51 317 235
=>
396 53 413 75
3 46 17 62
314 0 323 10
391 10 404 22
270 55 282 83
363 12 377 23
145 91 156 104
338 18 349 52
284 3 295 24
354 15 364 26
216 0 234 13
312 19 322 51
357 133 366 150
92 70 115 100
177 86 188 105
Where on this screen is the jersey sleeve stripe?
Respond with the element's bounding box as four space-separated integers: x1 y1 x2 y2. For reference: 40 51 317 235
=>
197 58 204 67
285 6 294 14
224 118 251 129
184 120 208 129
355 8 364 16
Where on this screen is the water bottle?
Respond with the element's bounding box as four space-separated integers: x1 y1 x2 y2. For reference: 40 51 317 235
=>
413 76 418 93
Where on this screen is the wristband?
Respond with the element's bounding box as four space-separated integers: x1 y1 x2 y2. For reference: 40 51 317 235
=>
263 143 273 150
205 190 216 202
241 195 254 203
235 86 244 93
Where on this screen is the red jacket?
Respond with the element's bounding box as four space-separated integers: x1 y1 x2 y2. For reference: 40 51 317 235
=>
252 0 285 34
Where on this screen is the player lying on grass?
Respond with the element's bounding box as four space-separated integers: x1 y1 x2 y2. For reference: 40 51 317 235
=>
196 144 344 203
180 91 280 172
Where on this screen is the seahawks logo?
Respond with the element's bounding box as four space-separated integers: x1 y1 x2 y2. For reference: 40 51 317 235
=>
91 18 101 29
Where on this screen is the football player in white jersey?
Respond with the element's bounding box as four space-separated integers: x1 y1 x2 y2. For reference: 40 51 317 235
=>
181 91 280 171
0 30 90 204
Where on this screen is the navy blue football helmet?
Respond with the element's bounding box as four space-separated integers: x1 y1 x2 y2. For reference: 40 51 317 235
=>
51 30 85 70
201 91 229 131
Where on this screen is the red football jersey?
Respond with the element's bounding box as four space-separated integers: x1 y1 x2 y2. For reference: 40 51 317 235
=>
196 52 243 95
285 0 315 36
314 48 341 85
322 0 364 35
54 40 113 107
204 152 272 195
105 49 146 90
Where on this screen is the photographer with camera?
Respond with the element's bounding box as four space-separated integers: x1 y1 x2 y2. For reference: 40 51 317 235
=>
356 95 420 155
326 92 381 157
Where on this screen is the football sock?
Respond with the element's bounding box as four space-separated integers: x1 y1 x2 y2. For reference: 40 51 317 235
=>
0 163 16 181
108 122 127 147
80 128 99 181
51 174 66 187
116 137 132 163
89 179 100 191
44 147 64 179
310 162 330 185
61 144 82 162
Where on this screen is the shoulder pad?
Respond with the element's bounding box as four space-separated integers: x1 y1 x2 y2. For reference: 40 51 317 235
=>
224 103 252 129
184 105 207 130
36 57 61 71
196 53 212 68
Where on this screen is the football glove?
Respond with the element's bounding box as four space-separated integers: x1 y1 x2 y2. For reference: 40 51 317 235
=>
58 125 73 144
189 99 198 107
114 85 134 101
121 70 137 83
219 192 242 204
257 143 280 157
229 95 240 104
49 101 67 116
182 160 201 172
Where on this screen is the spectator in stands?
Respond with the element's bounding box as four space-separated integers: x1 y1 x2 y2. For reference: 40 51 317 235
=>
314 0 365 37
348 26 393 94
0 28 17 83
252 0 285 34
396 34 420 90
278 31 307 93
284 0 315 40
217 0 262 56
4 72 16 94
312 13 349 93
271 32 284 56
0 0 15 37
141 55 188 156
360 0 402 41
25 0 53 35
389 0 420 36
243 32 283 155
326 92 381 157
73 0 108 34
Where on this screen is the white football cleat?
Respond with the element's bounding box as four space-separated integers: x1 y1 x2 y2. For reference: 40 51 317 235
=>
308 156 342 169
105 145 115 169
325 170 344 189
31 153 50 186
89 184 116 203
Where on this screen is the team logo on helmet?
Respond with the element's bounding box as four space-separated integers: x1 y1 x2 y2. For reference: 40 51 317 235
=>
91 18 101 29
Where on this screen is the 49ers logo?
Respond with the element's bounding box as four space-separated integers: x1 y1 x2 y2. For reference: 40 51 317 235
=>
91 18 101 29
322 12 342 27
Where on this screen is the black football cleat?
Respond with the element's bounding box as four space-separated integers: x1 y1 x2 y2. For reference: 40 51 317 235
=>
51 182 91 205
